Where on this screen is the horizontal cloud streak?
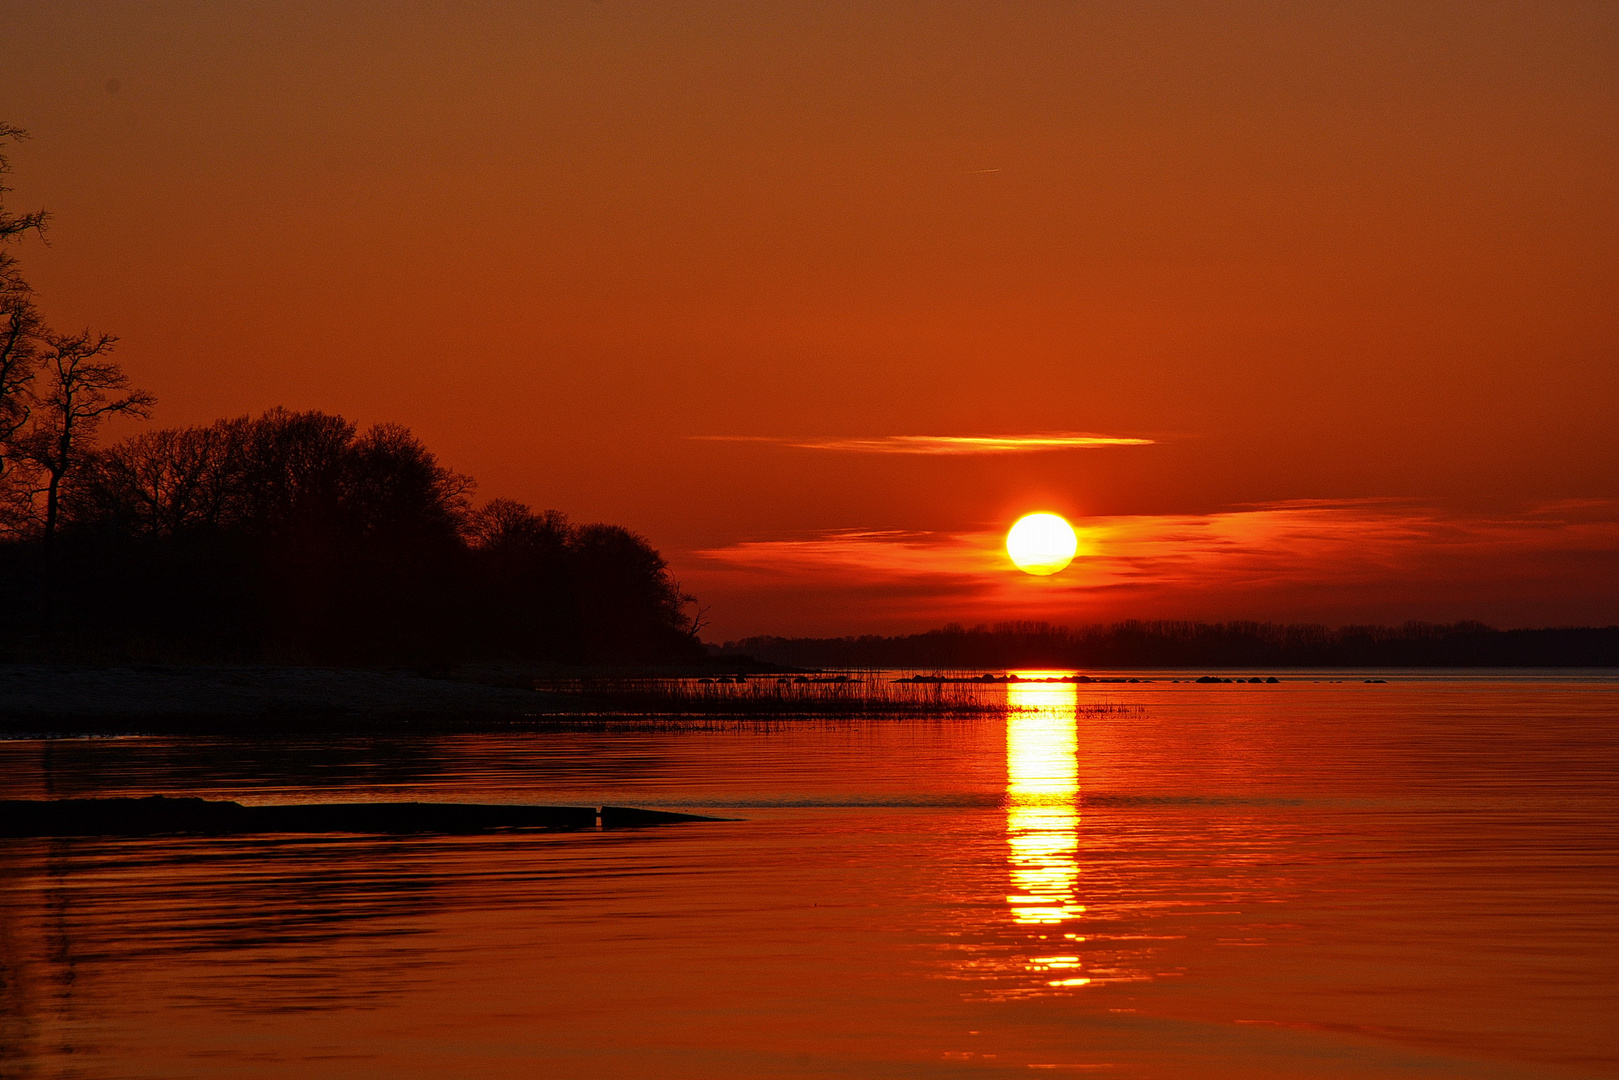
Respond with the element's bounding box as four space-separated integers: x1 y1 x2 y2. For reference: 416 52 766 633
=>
679 500 1619 636
693 432 1154 454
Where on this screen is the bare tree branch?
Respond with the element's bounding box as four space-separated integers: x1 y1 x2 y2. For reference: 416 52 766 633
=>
0 123 50 244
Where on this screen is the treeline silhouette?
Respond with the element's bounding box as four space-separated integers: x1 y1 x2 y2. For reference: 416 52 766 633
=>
712 620 1619 669
0 408 703 665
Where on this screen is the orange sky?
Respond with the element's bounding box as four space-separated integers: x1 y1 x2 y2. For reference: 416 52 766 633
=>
3 2 1616 638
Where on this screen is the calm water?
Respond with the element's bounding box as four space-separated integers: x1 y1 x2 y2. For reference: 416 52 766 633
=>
1 675 1616 1078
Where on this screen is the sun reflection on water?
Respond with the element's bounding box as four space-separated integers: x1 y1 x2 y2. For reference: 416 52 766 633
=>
1006 675 1084 956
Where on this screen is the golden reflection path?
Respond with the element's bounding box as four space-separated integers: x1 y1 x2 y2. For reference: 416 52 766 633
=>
1005 674 1087 986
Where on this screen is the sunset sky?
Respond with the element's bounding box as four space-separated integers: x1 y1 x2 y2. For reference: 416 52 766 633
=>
4 2 1615 638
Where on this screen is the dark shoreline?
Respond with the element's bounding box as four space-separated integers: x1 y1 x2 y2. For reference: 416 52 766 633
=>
2 661 1613 739
0 661 993 736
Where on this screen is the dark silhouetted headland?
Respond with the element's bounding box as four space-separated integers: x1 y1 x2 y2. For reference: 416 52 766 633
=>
0 409 702 666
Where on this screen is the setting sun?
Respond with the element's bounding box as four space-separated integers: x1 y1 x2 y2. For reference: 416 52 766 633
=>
1006 513 1079 576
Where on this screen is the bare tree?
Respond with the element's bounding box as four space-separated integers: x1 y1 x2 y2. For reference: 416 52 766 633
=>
0 279 43 531
0 277 42 442
0 123 50 528
25 331 154 547
67 421 244 536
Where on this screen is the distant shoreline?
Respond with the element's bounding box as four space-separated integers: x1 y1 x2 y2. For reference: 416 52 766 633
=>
710 622 1619 670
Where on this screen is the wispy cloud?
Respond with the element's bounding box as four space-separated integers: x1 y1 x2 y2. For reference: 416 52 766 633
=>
692 432 1154 455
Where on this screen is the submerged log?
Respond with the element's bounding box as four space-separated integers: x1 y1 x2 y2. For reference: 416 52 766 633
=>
0 796 726 837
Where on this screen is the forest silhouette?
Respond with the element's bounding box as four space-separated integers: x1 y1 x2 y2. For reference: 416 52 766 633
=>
0 407 703 665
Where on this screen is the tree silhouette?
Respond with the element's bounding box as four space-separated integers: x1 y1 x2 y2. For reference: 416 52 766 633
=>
18 409 705 664
0 124 49 533
25 331 154 548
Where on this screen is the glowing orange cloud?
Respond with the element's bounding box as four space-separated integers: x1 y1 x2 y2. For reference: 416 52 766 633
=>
690 433 1154 454
680 500 1619 638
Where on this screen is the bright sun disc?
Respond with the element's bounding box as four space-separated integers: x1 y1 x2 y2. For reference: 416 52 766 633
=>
1006 513 1078 576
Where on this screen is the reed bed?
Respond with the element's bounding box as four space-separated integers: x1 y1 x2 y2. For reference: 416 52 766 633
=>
528 675 1146 720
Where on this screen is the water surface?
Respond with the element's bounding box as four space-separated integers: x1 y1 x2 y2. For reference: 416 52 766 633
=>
2 675 1615 1078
